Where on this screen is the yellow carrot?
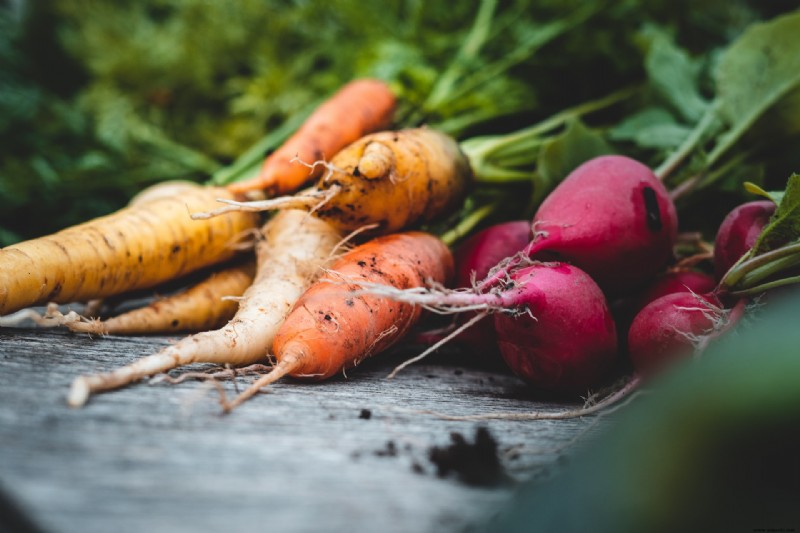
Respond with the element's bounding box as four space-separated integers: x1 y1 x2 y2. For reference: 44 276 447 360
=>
68 261 255 335
67 210 343 407
0 184 258 316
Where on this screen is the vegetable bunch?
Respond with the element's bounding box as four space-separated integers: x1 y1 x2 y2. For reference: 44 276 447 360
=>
1 4 799 415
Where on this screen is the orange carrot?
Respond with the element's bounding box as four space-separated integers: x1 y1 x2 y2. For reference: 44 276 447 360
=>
228 78 396 196
197 128 473 235
222 231 453 411
68 261 256 335
0 184 257 316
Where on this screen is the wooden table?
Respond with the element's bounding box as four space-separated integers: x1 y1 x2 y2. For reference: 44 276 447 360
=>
0 327 598 533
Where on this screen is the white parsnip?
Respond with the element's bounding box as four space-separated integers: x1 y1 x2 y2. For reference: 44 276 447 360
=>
67 210 342 407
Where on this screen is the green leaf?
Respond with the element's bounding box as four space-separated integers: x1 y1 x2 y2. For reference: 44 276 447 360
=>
610 108 693 149
537 118 614 185
751 173 800 255
744 181 782 204
643 26 709 123
710 10 800 165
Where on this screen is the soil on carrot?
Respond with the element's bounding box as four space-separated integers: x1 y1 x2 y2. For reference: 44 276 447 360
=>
427 426 511 487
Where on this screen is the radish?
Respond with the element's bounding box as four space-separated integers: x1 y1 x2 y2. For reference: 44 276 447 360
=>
480 155 678 296
448 220 532 356
492 263 618 392
627 291 726 376
364 262 618 393
714 200 776 280
454 220 532 288
633 269 717 314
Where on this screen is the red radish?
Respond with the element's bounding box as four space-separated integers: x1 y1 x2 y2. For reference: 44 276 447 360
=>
448 220 532 356
493 263 618 392
714 200 776 280
627 291 724 376
633 270 717 314
454 221 532 287
479 155 678 296
367 262 618 393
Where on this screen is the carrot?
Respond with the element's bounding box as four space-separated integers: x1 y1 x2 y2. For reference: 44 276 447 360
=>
67 260 255 335
127 180 203 207
221 231 453 411
197 128 473 235
228 79 396 196
67 210 343 407
0 184 258 317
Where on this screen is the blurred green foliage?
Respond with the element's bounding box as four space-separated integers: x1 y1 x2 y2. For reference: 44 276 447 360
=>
0 0 793 244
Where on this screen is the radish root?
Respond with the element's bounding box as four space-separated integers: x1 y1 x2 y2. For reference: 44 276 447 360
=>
417 375 644 421
387 312 488 378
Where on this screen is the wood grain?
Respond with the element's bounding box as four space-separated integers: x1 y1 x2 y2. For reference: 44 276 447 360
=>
0 327 603 533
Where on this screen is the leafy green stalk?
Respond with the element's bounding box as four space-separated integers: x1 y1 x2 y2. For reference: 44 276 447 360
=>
439 201 502 248
653 104 719 181
460 87 634 183
208 109 311 186
720 174 800 295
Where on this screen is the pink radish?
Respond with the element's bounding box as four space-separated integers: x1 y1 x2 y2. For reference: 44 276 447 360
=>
454 221 532 288
480 155 678 296
627 291 726 376
492 263 618 392
448 220 532 356
633 269 717 314
714 200 776 280
369 262 618 393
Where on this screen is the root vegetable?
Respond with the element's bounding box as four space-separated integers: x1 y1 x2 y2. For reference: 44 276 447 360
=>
221 231 454 411
492 264 618 392
633 269 717 314
480 155 678 296
454 221 533 288
228 79 396 196
68 261 255 335
67 210 342 407
627 291 726 376
195 128 473 235
0 185 257 316
714 200 776 280
450 220 533 356
357 262 618 393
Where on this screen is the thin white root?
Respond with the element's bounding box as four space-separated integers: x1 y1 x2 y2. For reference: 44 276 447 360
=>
501 392 643 458
329 223 380 258
67 318 108 335
153 363 275 385
0 303 86 329
220 357 299 413
189 186 341 220
387 312 489 379
322 274 498 314
414 375 644 421
68 377 91 408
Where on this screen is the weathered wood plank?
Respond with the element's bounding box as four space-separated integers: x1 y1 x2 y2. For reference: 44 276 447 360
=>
0 327 600 533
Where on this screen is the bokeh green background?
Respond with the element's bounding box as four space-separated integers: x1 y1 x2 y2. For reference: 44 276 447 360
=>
2 0 795 245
